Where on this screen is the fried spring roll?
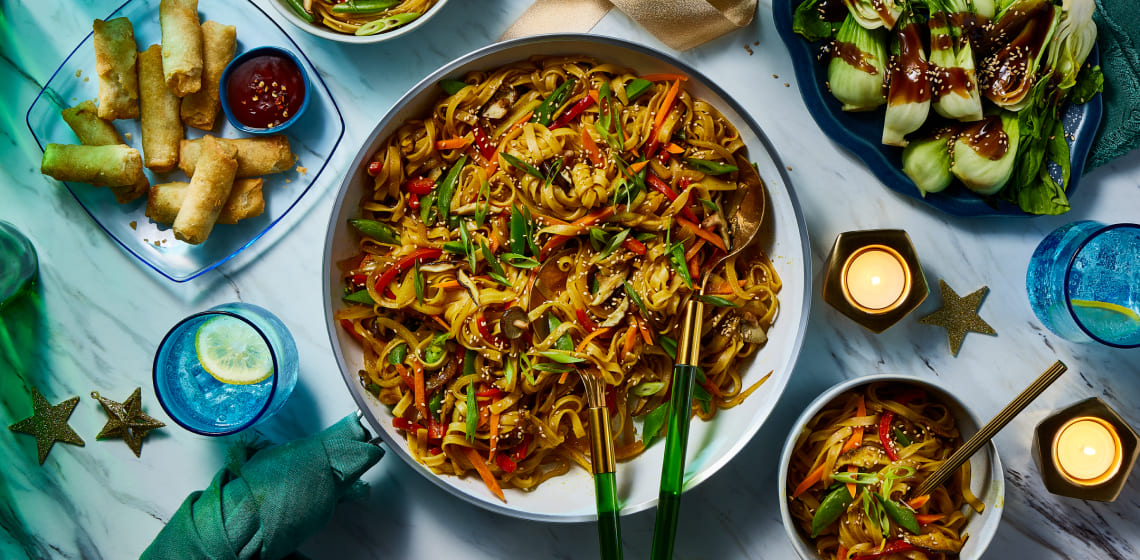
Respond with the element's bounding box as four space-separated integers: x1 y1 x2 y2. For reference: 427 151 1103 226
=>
93 18 140 120
41 144 145 187
173 136 237 244
180 21 236 130
147 178 264 225
138 45 183 172
178 135 294 177
59 101 148 203
159 0 203 97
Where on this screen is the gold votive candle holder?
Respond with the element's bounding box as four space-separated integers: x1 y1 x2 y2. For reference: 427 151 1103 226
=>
821 229 929 333
1034 397 1139 502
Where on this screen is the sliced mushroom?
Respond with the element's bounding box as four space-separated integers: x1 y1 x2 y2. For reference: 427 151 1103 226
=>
902 532 964 554
481 88 518 120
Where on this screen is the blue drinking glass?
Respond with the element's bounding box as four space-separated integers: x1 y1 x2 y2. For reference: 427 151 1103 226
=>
0 221 37 309
153 302 299 435
1026 221 1140 348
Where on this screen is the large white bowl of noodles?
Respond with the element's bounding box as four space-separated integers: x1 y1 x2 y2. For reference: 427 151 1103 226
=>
269 0 449 44
778 375 1005 559
323 34 812 521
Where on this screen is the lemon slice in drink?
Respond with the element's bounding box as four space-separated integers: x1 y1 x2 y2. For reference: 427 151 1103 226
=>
1070 299 1140 340
195 316 273 385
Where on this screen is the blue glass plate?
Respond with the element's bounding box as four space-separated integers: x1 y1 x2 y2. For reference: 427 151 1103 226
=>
772 0 1102 217
26 0 344 281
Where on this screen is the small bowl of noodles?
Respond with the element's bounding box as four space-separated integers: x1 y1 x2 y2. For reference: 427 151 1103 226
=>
269 0 448 43
779 375 1005 560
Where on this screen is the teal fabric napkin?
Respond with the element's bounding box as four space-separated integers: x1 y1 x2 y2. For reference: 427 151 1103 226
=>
141 414 384 560
1088 0 1140 168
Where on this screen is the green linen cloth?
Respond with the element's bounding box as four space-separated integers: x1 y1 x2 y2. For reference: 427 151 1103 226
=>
141 414 384 560
1089 0 1140 168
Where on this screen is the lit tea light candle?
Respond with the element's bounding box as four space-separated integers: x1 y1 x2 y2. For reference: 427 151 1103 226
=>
842 246 908 311
1053 416 1123 485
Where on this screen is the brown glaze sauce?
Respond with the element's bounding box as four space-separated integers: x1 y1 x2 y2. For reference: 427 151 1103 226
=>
981 1 1056 101
929 65 975 99
888 22 930 104
871 0 898 29
959 115 1009 160
832 41 880 74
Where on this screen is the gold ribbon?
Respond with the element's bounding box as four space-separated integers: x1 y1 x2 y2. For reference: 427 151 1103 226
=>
499 0 757 51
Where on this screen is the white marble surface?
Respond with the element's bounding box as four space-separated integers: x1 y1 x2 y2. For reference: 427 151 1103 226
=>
2 1 1139 558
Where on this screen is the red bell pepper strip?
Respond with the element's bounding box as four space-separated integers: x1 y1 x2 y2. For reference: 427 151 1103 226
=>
576 308 598 333
622 237 647 255
879 411 901 462
472 125 496 160
339 319 364 343
427 417 446 440
405 177 435 196
850 540 917 560
367 161 383 176
374 248 443 294
550 94 597 130
393 417 421 432
495 452 518 473
647 173 700 223
512 434 531 461
476 387 505 400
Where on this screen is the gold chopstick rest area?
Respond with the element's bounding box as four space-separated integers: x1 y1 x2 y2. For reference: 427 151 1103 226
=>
821 229 929 333
1033 398 1139 502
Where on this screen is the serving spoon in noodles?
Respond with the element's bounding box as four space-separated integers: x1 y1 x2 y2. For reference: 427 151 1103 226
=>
652 153 766 560
526 254 624 560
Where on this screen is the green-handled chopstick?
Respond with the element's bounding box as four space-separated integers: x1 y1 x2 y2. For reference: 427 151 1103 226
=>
588 404 623 560
651 299 704 560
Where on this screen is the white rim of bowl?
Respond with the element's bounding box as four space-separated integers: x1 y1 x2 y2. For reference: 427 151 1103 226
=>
777 374 1005 560
322 33 813 522
267 0 450 44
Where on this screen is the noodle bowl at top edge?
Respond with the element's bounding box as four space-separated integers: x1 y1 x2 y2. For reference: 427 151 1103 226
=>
323 35 812 521
269 0 450 44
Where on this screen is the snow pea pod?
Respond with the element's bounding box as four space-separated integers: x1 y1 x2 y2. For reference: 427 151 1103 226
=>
333 0 400 14
355 12 421 36
811 485 855 537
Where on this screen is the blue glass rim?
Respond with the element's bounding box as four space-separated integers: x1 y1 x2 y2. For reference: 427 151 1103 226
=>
152 309 280 436
1062 222 1140 349
219 45 312 135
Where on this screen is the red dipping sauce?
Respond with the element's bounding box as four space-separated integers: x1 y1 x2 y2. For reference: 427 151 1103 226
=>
225 54 305 129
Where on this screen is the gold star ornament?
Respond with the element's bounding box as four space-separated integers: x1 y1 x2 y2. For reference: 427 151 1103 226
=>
919 279 997 356
8 387 85 464
91 388 165 457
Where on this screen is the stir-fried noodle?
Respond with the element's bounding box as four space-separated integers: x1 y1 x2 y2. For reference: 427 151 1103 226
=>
336 56 779 499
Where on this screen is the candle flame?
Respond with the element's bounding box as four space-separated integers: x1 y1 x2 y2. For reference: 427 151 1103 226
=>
871 276 881 286
1084 447 1096 456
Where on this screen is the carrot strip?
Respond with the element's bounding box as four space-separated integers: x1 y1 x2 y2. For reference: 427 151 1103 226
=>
582 128 604 167
688 255 700 282
462 446 506 502
434 280 461 289
664 142 685 154
635 316 654 345
483 111 531 177
837 546 849 560
558 370 571 384
843 396 867 497
916 514 945 525
435 137 472 150
907 495 931 510
640 73 689 83
653 80 681 130
684 239 706 262
394 363 413 391
432 315 450 330
413 359 427 420
622 324 638 358
792 463 826 498
577 327 612 352
488 410 500 460
628 160 649 173
540 207 616 259
677 216 727 252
